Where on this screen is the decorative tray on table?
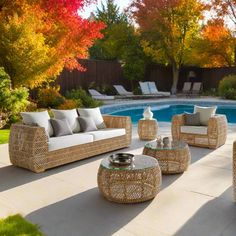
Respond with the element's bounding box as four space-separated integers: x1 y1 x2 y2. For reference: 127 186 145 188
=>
109 153 134 166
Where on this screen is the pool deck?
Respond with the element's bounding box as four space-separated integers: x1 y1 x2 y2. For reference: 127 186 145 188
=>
0 120 236 236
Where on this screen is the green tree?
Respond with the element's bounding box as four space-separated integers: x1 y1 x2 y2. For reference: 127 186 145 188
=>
0 67 29 126
90 0 148 84
130 0 205 93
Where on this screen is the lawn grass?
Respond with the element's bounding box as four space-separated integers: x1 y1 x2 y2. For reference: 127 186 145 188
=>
0 214 44 236
0 129 10 144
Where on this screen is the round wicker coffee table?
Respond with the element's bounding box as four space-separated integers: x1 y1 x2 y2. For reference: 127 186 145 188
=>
97 155 162 203
143 140 191 174
138 119 158 140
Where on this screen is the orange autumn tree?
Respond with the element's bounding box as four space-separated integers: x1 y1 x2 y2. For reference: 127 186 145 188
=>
0 0 104 88
129 0 205 94
191 19 235 67
211 0 236 24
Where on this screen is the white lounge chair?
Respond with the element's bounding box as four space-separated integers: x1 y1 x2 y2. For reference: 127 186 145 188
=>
88 89 115 100
113 85 133 96
181 82 192 95
139 82 151 95
191 82 202 96
148 81 171 96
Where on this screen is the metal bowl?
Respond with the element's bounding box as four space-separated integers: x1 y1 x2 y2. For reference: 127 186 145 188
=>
109 153 134 166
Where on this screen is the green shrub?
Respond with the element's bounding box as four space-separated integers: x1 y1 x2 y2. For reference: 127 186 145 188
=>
37 87 65 108
0 214 44 236
65 88 103 108
219 74 236 99
0 67 29 127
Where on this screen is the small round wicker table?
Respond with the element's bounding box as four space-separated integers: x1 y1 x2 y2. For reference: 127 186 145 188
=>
97 155 162 203
138 118 158 140
143 140 191 174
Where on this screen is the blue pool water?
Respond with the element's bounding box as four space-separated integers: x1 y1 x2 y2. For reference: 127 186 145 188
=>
107 104 236 124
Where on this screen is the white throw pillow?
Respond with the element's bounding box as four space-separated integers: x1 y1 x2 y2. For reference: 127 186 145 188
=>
77 107 106 129
21 111 53 137
52 109 80 133
194 105 217 126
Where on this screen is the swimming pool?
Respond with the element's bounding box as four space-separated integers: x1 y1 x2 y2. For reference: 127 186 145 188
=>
101 101 236 124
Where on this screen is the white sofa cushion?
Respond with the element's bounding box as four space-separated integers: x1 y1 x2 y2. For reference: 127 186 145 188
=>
180 126 208 135
77 107 106 129
52 109 80 133
48 133 93 151
87 128 126 141
194 106 216 126
21 111 53 137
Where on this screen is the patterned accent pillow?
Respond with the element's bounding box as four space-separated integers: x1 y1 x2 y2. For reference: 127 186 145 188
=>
50 118 73 137
77 107 106 129
78 116 98 132
184 112 201 126
52 109 80 133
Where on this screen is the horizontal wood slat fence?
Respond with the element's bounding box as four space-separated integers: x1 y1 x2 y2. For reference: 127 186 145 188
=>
56 59 236 94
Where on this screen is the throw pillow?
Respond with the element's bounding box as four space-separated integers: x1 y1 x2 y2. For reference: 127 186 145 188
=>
20 111 53 137
184 112 201 126
77 116 98 132
50 118 73 137
77 107 106 129
52 109 80 133
194 105 217 126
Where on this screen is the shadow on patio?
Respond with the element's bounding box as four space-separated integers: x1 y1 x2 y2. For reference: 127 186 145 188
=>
174 187 236 236
27 187 151 236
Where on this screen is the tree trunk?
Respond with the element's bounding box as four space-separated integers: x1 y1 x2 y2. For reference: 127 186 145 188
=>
171 64 180 94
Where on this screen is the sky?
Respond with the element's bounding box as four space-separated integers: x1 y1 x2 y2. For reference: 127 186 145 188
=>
79 0 131 18
79 0 235 29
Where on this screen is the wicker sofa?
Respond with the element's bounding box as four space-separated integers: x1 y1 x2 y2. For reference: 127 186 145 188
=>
9 115 132 173
171 114 227 149
233 142 236 201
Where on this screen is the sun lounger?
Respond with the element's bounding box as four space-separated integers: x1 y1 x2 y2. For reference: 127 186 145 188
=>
191 82 202 96
113 85 133 96
88 89 115 100
148 81 171 96
181 82 192 95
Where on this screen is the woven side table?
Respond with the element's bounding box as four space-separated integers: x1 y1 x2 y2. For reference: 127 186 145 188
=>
143 140 191 174
97 155 162 203
138 119 158 140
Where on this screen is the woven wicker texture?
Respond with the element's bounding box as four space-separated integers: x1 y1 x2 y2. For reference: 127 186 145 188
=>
233 141 236 201
9 115 132 173
97 155 162 203
171 114 227 149
143 143 191 174
138 119 158 140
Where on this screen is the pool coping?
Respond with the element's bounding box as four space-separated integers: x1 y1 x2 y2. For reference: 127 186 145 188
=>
100 97 236 114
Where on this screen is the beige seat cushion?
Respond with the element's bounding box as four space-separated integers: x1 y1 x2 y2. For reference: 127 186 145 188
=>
48 133 93 151
180 126 208 135
87 128 126 141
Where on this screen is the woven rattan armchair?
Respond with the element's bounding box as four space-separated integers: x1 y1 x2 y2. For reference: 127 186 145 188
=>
9 115 132 173
171 114 227 149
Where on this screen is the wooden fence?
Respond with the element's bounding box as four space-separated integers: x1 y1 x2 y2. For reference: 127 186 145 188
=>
56 59 236 94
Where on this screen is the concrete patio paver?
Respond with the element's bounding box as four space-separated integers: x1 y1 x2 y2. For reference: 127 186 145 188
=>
0 123 236 236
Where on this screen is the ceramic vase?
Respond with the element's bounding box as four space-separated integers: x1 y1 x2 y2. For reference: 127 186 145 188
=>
143 106 153 120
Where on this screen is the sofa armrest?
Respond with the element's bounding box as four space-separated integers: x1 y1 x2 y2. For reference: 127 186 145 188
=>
171 114 185 140
103 115 132 144
9 123 48 173
233 141 236 201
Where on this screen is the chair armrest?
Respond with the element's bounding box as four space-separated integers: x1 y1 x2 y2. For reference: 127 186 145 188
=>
171 114 185 140
9 123 48 173
208 115 227 137
103 115 132 143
